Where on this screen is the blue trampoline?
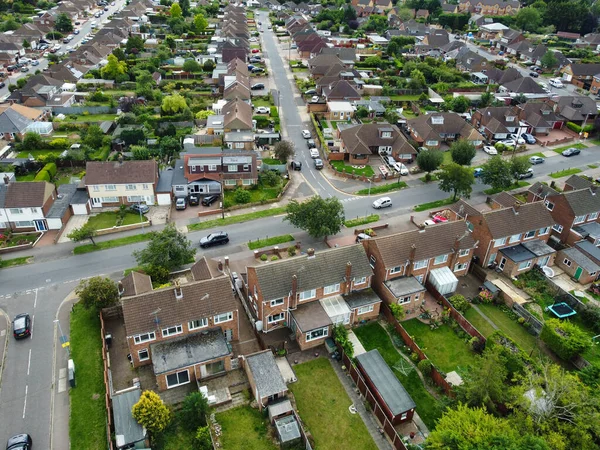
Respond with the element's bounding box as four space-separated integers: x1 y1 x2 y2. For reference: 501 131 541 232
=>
548 302 577 319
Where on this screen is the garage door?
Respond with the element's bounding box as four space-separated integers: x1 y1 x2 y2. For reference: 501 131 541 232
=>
157 193 172 206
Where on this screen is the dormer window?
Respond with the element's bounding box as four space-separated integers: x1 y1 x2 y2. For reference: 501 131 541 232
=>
431 116 444 125
505 115 515 122
541 110 550 115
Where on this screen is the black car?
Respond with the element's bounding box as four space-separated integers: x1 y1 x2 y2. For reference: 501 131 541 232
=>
6 434 32 450
562 147 581 157
307 139 316 149
130 203 149 214
250 83 264 90
200 232 229 248
251 67 264 73
12 314 31 339
521 133 536 144
0 82 5 88
314 158 323 170
189 194 200 206
529 71 539 78
201 194 220 206
290 160 302 171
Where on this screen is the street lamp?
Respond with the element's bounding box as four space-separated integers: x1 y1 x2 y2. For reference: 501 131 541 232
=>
54 319 70 357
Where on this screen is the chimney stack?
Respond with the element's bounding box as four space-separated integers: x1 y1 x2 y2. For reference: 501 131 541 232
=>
118 281 124 297
218 259 223 272
290 275 298 310
513 202 521 214
453 235 461 252
409 244 417 262
174 280 183 300
3 175 9 185
307 248 315 258
345 262 353 293
224 256 230 268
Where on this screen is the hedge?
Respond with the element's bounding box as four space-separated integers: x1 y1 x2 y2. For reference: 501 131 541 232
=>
253 115 270 128
540 318 591 360
34 170 51 182
270 106 279 118
566 121 594 134
43 162 57 178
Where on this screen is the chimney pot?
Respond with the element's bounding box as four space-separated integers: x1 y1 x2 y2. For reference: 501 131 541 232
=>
224 256 230 267
345 262 353 293
218 259 223 271
307 248 315 258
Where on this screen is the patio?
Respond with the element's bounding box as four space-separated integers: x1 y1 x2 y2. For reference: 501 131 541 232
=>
536 129 575 147
402 292 444 324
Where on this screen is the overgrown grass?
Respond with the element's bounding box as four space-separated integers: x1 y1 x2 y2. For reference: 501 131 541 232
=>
355 181 407 195
262 158 282 165
476 303 537 353
483 181 530 195
187 207 287 232
73 233 151 254
223 182 284 207
552 143 587 154
0 256 32 269
354 322 445 430
463 308 497 337
549 168 582 179
86 211 147 230
289 358 378 450
154 411 195 450
344 214 380 228
15 173 36 181
71 114 118 122
70 304 107 450
247 234 294 250
588 164 599 169
414 197 457 212
330 161 375 177
16 149 63 158
216 405 278 450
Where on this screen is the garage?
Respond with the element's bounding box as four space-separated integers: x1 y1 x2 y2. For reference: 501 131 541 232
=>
157 193 172 206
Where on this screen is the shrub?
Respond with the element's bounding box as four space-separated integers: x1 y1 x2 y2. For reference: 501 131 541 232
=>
271 255 279 261
260 254 268 261
448 294 470 314
540 318 591 360
410 352 420 362
566 121 594 134
270 106 279 118
233 188 251 204
253 115 270 129
48 138 70 149
580 304 600 334
43 162 58 178
417 358 433 375
181 392 210 431
144 265 170 284
34 170 51 182
389 303 405 321
332 323 354 358
287 246 296 256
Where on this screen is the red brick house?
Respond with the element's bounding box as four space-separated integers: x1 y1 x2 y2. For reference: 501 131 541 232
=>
407 113 484 149
339 123 416 165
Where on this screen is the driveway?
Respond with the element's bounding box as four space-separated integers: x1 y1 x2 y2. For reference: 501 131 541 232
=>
57 215 89 244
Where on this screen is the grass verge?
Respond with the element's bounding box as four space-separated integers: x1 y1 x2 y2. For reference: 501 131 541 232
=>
289 358 378 450
70 304 107 450
330 160 375 177
247 234 294 250
187 207 287 232
483 181 530 195
355 181 407 195
0 255 32 268
73 233 151 255
217 405 278 450
588 164 598 169
414 197 457 212
552 143 587 154
344 214 379 228
549 168 582 179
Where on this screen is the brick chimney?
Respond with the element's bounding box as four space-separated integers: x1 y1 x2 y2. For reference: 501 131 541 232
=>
453 235 461 252
3 175 9 185
307 248 315 258
407 244 417 276
289 274 298 310
513 202 520 214
345 262 352 294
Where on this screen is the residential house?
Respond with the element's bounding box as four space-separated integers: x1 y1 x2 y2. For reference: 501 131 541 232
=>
518 102 563 135
407 113 484 149
518 43 548 65
0 180 58 232
319 47 357 66
222 45 249 63
308 54 345 79
8 75 72 108
339 123 416 165
322 80 361 102
0 103 51 141
327 101 355 121
85 160 159 208
223 81 251 102
526 181 559 204
363 220 476 311
499 77 548 96
560 63 600 90
441 3 458 13
459 0 520 15
454 47 488 72
483 67 522 86
577 33 600 51
556 247 600 284
478 22 509 40
120 264 239 390
223 98 254 150
244 245 379 350
495 29 524 53
548 96 598 126
471 106 523 141
243 350 288 410
416 30 450 57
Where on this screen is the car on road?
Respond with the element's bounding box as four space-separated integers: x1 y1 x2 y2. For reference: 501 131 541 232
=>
522 133 536 144
255 106 269 114
372 197 392 209
20 67 29 72
6 434 32 450
94 12 101 17
188 194 200 206
307 139 316 149
200 232 229 248
516 168 534 179
130 203 149 214
304 89 317 95
508 134 526 144
175 197 187 210
0 82 5 88
314 158 323 169
31 60 39 66
549 78 564 88
249 37 258 42
483 145 497 155
310 148 319 158
111 1 115 4
529 71 539 78
12 314 31 339
473 168 484 177
201 194 220 206
562 147 581 157
301 129 311 139
80 39 89 44
310 96 320 103
267 25 272 29
251 83 264 90
290 160 302 170
531 66 543 73
104 6 109 10
538 82 550 93
529 156 545 164
73 29 80 34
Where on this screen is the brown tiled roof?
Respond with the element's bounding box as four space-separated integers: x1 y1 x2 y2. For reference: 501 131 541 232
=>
449 199 482 219
559 187 600 216
481 202 554 239
120 271 153 297
191 257 213 281
223 98 253 129
527 182 559 199
568 63 600 77
564 174 593 191
408 112 484 142
122 276 236 337
373 221 476 268
491 191 519 208
4 181 54 208
340 123 415 156
85 160 157 186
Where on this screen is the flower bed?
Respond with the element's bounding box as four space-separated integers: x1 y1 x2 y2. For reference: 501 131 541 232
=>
0 231 42 254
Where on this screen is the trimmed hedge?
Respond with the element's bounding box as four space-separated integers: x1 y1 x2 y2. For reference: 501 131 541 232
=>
540 318 591 360
270 106 279 118
43 162 57 178
34 170 51 182
566 121 594 134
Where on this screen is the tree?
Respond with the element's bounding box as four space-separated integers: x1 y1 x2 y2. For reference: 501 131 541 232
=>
203 60 215 72
170 2 182 18
408 69 426 89
75 276 119 310
179 0 190 16
195 110 215 119
125 35 145 54
46 31 63 41
133 223 196 272
183 59 201 72
112 47 126 61
515 6 542 31
438 162 474 200
68 223 98 246
181 392 210 431
479 91 493 108
450 140 476 166
101 54 128 80
273 140 294 163
20 132 43 151
132 390 171 436
480 155 513 191
161 93 188 115
194 426 212 450
540 319 591 360
510 155 531 179
541 50 558 69
22 39 30 49
416 149 444 180
193 13 208 31
285 197 345 239
159 136 181 159
82 124 104 149
55 13 73 33
450 95 471 113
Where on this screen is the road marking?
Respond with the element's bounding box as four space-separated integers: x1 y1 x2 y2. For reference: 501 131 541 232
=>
33 288 38 309
30 315 34 340
22 385 28 419
317 182 327 191
27 348 31 375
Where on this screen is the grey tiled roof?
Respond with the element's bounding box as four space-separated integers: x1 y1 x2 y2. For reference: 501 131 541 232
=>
252 245 373 301
157 169 174 193
290 301 332 332
384 277 425 298
560 247 600 273
120 271 153 298
562 188 600 216
576 239 600 262
564 175 593 191
492 191 519 208
112 389 145 447
245 351 287 399
47 183 77 219
528 182 559 198
0 108 32 134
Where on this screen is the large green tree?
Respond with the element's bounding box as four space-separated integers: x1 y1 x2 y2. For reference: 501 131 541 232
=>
54 13 73 33
82 124 104 149
541 50 558 69
161 93 188 115
515 7 542 32
480 155 513 191
511 155 532 179
67 223 98 246
285 197 345 239
273 140 294 163
133 223 196 272
125 35 145 54
101 54 128 80
170 2 182 18
75 276 119 311
450 140 476 166
416 149 444 180
193 13 208 31
437 162 474 200
132 390 171 436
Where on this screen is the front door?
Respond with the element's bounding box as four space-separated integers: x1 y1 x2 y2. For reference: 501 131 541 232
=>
34 220 47 231
498 257 506 271
224 328 233 342
91 197 102 207
574 267 583 280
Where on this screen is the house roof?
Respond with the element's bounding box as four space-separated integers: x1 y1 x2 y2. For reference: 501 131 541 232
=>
527 182 559 199
568 63 600 77
560 247 600 273
46 183 76 219
4 181 54 208
290 300 332 332
553 96 597 121
576 239 600 263
564 174 593 191
372 220 476 267
560 187 600 216
481 202 554 239
0 106 34 133
112 388 145 448
190 257 214 281
150 328 231 374
356 350 416 415
491 191 519 208
502 77 547 94
223 98 253 130
323 80 360 100
408 112 483 142
246 351 288 399
449 199 482 219
384 277 426 298
85 160 157 186
120 271 153 298
339 123 415 156
343 288 381 309
122 276 236 337
251 245 372 301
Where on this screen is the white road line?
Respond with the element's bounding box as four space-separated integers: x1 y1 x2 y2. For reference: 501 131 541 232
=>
22 385 28 419
317 182 327 191
30 315 34 340
27 349 31 376
310 171 316 179
33 288 38 309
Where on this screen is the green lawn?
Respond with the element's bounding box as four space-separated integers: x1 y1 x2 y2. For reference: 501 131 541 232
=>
355 181 407 195
155 412 195 450
344 214 379 228
588 164 598 169
247 234 294 250
476 303 537 353
262 158 282 165
0 255 32 269
86 211 147 230
354 322 445 430
401 319 478 373
70 304 107 450
223 182 284 207
187 207 287 232
330 161 375 177
252 98 273 108
16 149 63 158
71 114 118 122
217 406 278 450
389 95 421 101
414 197 457 212
463 307 497 338
15 173 36 181
483 181 530 195
552 143 587 154
0 232 39 248
73 233 151 255
289 358 378 450
549 168 582 179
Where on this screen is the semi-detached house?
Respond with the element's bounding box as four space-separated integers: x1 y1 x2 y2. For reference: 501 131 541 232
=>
0 180 57 232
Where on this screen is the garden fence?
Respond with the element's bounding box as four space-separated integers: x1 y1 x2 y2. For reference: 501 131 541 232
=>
512 303 543 336
50 106 117 115
99 311 115 450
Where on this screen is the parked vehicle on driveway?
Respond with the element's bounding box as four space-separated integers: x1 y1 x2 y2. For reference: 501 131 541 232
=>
175 197 187 210
188 194 200 206
201 194 220 206
483 145 497 155
130 203 149 214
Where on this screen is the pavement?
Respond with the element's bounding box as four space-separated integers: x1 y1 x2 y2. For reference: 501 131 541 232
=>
0 309 8 399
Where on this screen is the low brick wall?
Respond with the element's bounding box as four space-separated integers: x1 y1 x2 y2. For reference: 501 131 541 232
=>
354 224 389 235
0 232 43 254
95 221 151 236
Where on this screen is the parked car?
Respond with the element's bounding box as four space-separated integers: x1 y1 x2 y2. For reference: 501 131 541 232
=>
130 203 149 214
301 129 311 139
31 60 39 66
175 197 187 210
432 214 448 223
501 139 517 147
0 82 5 89
522 133 536 144
251 67 264 73
20 67 29 72
290 160 302 170
306 139 316 149
549 78 564 88
529 156 545 164
251 83 264 90
255 106 269 114
309 148 319 159
538 82 550 93
516 168 534 179
531 66 543 73
483 145 497 155
508 134 526 144
251 48 260 53
6 434 32 450
529 71 539 77
304 89 317 95
355 233 371 243
473 168 484 177
12 314 31 339
372 197 392 209
562 147 581 157
393 162 409 175
201 194 220 206
249 57 261 63
200 232 229 248
188 194 200 206
249 37 258 42
310 96 320 103
314 158 323 169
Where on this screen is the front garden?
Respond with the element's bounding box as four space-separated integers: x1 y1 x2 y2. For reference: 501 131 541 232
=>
223 171 287 208
0 231 40 248
86 210 148 230
330 161 375 177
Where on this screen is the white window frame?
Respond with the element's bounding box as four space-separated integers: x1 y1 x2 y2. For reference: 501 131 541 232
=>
30 207 38 214
553 223 563 232
518 260 532 271
524 230 536 239
299 289 316 301
509 233 521 243
162 325 183 338
434 254 448 265
242 179 253 185
9 208 23 214
416 275 424 284
494 237 507 247
589 212 599 221
214 312 233 324
93 185 100 192
389 266 402 274
544 200 554 211
539 227 549 235
235 142 244 149
563 258 572 267
459 249 470 257
270 298 284 307
324 283 340 295
166 369 190 389
306 326 328 342
268 312 285 324
243 164 250 171
228 164 238 172
398 296 411 305
143 184 149 190
574 215 586 224
125 184 136 191
426 139 438 146
354 276 367 285
15 221 33 228
133 332 156 344
413 259 428 270
224 179 236 186
105 184 116 191
369 255 376 268
454 262 468 272
188 318 208 331
357 304 374 315
138 348 149 361
208 164 217 171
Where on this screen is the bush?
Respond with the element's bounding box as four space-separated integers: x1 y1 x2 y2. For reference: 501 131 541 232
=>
287 246 296 256
580 304 600 334
448 294 471 314
42 162 57 178
260 170 280 187
34 170 51 182
271 255 279 261
181 392 210 431
417 358 433 375
540 318 591 360
253 115 270 129
332 323 354 358
270 106 279 118
260 254 268 261
144 265 170 284
389 303 405 321
566 121 594 134
233 188 251 204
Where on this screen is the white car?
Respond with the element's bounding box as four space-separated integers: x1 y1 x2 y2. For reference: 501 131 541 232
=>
309 148 319 159
249 37 258 42
538 82 551 93
501 139 517 147
393 162 409 175
508 134 526 145
549 78 563 88
310 96 320 103
301 129 311 139
483 145 497 155
372 197 392 209
255 106 269 114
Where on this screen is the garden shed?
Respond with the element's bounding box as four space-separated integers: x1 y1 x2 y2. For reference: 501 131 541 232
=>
428 266 458 295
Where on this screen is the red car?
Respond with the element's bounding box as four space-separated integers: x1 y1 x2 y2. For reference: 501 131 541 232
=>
432 215 448 223
251 49 260 53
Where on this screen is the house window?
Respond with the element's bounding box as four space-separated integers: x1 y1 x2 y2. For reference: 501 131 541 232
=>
413 259 428 270
553 223 563 232
166 369 190 388
416 275 424 283
398 296 411 305
93 186 100 192
208 165 217 171
539 227 549 235
105 184 116 191
228 165 238 172
133 332 156 344
563 258 572 267
235 143 244 149
138 349 149 361
369 255 376 268
15 221 33 228
544 200 554 211
324 283 340 295
299 289 316 301
434 254 448 265
127 196 143 202
389 266 402 274
589 212 599 221
381 131 391 138
30 208 38 214
175 186 185 192
509 233 521 243
494 237 507 247
524 230 536 239
357 305 374 315
270 298 284 307
205 360 225 376
268 312 285 324
242 179 253 185
162 325 183 337
224 179 236 186
306 327 328 342
574 215 586 224
426 140 438 146
355 276 367 285
459 249 470 257
102 196 118 203
189 318 208 330
243 164 250 171
125 184 136 190
9 208 24 214
214 312 233 324
518 261 532 271
143 184 149 190
455 262 468 272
